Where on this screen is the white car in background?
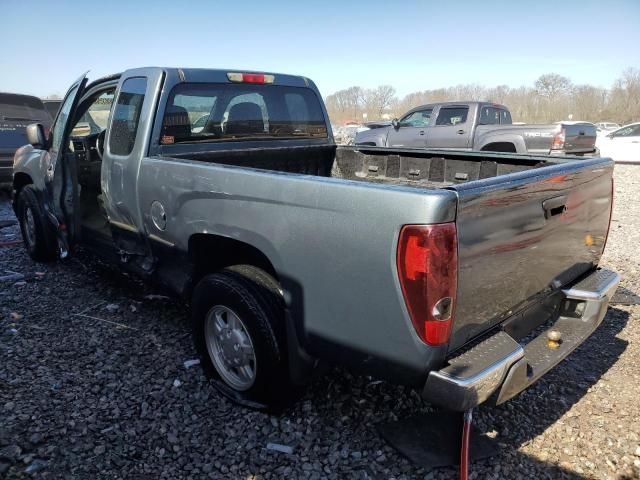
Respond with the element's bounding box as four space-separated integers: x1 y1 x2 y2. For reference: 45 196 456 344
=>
596 122 640 164
595 122 621 133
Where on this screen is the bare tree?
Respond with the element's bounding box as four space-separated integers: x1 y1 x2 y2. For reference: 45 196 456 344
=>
608 68 640 124
533 74 572 122
370 85 396 117
534 73 572 99
324 68 640 125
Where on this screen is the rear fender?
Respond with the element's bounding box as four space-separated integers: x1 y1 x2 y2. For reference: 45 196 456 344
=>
477 134 526 154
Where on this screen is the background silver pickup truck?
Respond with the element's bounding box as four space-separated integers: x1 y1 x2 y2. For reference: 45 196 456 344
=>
355 101 598 156
12 68 618 410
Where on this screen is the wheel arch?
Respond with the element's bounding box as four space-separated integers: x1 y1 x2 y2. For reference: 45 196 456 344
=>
186 232 316 385
13 172 34 197
480 141 518 153
188 233 280 287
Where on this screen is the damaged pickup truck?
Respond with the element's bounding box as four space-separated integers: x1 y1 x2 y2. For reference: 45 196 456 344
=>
12 68 619 410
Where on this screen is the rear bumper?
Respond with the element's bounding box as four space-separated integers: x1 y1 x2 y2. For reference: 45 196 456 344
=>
549 148 598 157
422 268 620 411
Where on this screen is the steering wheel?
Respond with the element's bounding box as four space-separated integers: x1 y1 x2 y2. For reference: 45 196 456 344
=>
96 129 106 160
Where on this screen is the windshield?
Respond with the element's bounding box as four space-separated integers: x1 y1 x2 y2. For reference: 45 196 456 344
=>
160 83 328 144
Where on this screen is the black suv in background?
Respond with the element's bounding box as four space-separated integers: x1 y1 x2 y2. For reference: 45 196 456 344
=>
42 99 62 120
0 93 52 185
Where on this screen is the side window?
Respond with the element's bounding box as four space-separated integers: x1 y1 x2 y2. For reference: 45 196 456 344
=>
435 107 469 126
499 109 512 124
478 107 500 125
50 85 79 155
399 109 432 127
612 126 639 138
109 77 147 155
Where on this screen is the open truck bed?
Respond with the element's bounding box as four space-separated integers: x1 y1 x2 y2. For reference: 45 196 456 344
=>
165 143 615 359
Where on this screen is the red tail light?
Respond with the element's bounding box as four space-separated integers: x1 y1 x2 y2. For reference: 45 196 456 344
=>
397 223 458 345
227 72 275 84
551 128 566 150
602 177 614 254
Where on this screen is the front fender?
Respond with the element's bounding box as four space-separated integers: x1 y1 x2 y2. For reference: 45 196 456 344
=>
12 145 49 191
354 127 389 146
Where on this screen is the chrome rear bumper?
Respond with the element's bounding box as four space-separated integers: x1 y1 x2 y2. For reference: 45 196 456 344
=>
422 268 620 411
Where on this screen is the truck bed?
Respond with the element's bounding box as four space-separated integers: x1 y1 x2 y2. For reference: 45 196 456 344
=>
331 146 549 187
164 144 613 358
168 144 556 189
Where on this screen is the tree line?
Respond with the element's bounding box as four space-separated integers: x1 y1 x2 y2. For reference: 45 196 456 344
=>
325 68 640 125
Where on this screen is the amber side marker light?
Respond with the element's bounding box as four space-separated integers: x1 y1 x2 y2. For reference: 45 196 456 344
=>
397 223 458 346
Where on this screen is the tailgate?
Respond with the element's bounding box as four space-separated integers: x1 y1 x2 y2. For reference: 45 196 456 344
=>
562 122 597 153
448 158 613 351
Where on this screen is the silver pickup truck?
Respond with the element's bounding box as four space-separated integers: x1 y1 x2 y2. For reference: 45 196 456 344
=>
12 68 618 411
355 101 598 157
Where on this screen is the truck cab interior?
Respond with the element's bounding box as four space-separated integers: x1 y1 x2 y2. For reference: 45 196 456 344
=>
68 83 116 240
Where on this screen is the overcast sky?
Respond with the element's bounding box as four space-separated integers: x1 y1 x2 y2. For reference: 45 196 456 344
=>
2 0 639 98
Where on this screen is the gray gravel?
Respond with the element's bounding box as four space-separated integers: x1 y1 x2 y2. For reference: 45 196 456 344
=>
1 164 639 480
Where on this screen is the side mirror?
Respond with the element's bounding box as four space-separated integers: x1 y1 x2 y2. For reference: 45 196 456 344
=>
26 123 47 149
391 118 400 129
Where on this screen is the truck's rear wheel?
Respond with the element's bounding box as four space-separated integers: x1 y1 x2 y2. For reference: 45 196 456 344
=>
192 267 293 409
16 185 57 262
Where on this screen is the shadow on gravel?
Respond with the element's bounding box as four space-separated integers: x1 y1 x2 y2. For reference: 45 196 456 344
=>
472 306 630 478
487 306 629 439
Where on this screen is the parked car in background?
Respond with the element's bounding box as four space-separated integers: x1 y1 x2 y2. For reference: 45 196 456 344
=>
595 122 621 133
596 122 640 163
0 93 51 184
191 114 209 133
364 120 391 129
355 101 598 156
12 67 618 412
334 123 368 144
42 99 62 120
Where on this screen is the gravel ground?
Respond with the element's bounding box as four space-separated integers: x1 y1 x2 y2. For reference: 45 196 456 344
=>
1 165 639 480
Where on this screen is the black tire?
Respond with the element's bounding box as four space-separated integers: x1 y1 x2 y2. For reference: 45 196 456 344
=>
192 266 293 410
16 185 57 262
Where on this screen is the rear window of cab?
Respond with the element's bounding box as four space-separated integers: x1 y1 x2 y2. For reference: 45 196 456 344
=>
160 83 328 145
0 93 50 123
